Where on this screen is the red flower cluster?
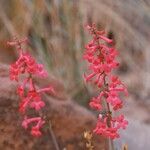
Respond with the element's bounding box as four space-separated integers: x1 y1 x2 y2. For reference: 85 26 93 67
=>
84 24 128 139
8 37 54 137
10 52 48 81
22 117 45 137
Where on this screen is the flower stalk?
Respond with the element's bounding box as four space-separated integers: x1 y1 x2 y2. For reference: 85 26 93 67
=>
83 24 128 143
8 37 54 137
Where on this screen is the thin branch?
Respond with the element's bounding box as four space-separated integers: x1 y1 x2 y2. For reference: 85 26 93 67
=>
48 120 60 150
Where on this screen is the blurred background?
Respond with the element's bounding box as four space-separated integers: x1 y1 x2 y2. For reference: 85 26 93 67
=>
0 0 150 149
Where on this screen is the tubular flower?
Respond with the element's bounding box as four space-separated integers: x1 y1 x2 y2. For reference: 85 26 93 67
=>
83 24 128 139
8 37 54 137
22 116 45 137
9 52 48 81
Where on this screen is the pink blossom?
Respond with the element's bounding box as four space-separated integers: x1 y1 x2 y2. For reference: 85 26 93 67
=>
84 24 128 139
22 117 45 137
31 118 45 137
106 91 123 110
19 97 32 113
93 114 128 139
17 86 24 97
89 97 102 110
10 52 48 80
99 35 113 43
8 37 54 137
93 115 120 139
30 101 45 111
114 115 128 129
37 85 55 94
31 126 42 137
22 117 42 129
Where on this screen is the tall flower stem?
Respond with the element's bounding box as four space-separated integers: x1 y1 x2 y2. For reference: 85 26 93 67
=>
8 37 54 137
83 23 128 143
48 121 60 150
104 75 114 150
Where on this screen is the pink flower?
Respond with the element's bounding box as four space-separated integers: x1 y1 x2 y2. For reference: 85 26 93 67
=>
114 115 128 129
9 52 48 81
22 117 29 129
31 119 45 137
31 126 42 137
89 97 102 110
22 117 41 128
30 101 45 111
93 115 127 139
93 115 120 139
17 86 24 97
106 91 123 110
22 117 45 137
19 90 46 112
99 35 113 43
83 73 96 82
8 37 54 137
37 64 48 77
19 97 32 113
84 24 128 139
37 85 55 94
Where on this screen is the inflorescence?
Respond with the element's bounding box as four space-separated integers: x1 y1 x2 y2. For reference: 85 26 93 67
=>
8 37 54 137
83 24 128 139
